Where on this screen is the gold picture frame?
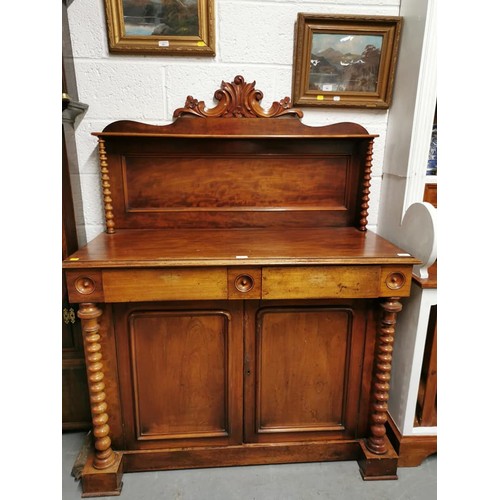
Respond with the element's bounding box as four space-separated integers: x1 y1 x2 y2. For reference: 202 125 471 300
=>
103 0 215 55
292 14 402 108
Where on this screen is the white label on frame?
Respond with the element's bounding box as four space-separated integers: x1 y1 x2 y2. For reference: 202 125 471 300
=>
158 40 170 47
333 96 341 101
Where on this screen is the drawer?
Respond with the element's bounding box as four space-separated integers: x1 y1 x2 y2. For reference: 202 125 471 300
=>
102 268 227 302
262 266 381 299
70 265 413 303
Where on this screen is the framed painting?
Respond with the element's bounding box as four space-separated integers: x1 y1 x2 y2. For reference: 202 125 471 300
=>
292 14 402 108
103 0 215 55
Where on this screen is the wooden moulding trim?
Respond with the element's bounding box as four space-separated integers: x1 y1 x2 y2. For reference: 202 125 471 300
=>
121 440 361 472
63 258 419 270
91 117 378 138
92 132 379 139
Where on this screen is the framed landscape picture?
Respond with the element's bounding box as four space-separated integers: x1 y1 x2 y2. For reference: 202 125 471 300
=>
292 14 402 108
104 0 215 55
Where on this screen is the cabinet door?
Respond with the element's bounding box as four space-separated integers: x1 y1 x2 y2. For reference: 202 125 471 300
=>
114 301 243 449
244 301 373 443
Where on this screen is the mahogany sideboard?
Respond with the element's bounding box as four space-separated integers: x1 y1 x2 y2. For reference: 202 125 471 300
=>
63 76 418 497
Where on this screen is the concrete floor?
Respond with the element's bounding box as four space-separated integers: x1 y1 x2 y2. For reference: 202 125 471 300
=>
62 432 437 500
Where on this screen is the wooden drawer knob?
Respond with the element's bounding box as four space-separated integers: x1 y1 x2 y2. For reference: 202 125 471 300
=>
234 274 254 293
385 272 406 290
75 276 96 295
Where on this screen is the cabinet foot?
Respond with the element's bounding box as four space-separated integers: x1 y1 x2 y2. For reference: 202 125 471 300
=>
358 437 398 480
81 451 124 498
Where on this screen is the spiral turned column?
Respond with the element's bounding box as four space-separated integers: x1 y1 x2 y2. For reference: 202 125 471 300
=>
78 302 117 470
359 138 373 231
98 138 115 234
366 297 402 455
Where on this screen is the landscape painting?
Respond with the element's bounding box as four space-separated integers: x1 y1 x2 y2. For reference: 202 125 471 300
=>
309 33 383 93
122 0 200 37
103 0 215 55
292 14 402 108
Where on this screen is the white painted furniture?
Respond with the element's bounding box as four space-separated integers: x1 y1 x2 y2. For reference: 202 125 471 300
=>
388 201 437 465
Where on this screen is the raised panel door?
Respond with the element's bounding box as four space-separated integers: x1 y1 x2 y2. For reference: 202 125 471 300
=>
114 301 243 449
244 301 373 443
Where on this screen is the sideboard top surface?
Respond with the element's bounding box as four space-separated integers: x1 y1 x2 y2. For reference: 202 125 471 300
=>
63 227 418 269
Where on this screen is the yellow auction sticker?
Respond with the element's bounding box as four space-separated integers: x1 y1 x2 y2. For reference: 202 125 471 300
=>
316 95 324 101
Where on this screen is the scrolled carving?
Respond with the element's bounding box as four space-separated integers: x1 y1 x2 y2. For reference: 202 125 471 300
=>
173 75 303 119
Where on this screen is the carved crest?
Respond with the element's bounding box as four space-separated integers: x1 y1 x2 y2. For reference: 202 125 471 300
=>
173 75 303 119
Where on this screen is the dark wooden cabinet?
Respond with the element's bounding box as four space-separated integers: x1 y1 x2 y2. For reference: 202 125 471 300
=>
62 0 91 431
63 77 418 496
62 127 91 430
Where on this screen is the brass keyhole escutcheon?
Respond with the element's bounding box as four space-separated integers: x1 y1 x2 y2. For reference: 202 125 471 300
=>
235 274 254 293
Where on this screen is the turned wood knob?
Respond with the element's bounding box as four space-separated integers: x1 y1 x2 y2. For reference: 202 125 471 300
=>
234 274 254 293
385 272 406 290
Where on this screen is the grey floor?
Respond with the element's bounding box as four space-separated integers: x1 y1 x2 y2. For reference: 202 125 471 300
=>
62 432 437 500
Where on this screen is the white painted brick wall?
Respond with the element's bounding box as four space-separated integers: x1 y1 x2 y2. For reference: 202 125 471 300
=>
67 0 400 243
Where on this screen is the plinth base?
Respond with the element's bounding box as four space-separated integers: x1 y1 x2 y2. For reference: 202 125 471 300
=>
81 452 124 498
358 437 399 480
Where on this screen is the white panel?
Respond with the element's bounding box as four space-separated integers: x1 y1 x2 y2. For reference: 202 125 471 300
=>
389 283 436 435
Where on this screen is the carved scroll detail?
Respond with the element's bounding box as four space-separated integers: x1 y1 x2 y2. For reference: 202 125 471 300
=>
359 138 373 231
98 138 115 234
173 75 303 119
78 303 117 470
366 297 402 455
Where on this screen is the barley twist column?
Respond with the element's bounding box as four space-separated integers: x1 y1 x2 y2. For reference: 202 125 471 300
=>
98 138 115 234
366 297 402 454
359 138 373 231
78 302 117 469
